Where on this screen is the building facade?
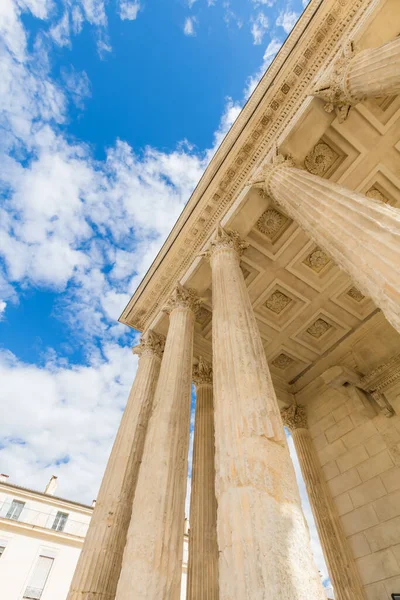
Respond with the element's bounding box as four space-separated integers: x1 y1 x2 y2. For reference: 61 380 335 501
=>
0 475 92 600
68 0 400 598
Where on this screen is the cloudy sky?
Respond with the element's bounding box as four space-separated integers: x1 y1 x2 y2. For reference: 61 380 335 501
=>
0 0 332 591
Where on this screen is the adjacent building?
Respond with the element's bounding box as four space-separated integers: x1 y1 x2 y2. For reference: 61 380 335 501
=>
0 474 92 600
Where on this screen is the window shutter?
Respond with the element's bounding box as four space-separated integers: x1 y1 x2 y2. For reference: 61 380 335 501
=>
24 555 54 599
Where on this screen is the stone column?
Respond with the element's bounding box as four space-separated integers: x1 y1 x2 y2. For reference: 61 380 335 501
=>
115 285 199 600
312 37 400 121
187 358 219 600
281 403 365 600
205 225 326 600
252 154 400 334
68 330 165 600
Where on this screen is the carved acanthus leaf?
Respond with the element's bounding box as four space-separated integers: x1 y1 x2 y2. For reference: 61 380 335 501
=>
202 224 249 260
164 284 201 315
251 153 296 199
193 357 213 386
281 403 308 431
132 329 165 359
311 41 358 123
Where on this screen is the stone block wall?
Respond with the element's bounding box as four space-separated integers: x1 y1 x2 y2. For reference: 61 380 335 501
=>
306 384 400 599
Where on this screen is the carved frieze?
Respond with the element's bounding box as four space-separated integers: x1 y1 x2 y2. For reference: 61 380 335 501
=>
271 353 295 370
306 318 332 339
303 247 331 273
304 142 339 177
264 290 292 314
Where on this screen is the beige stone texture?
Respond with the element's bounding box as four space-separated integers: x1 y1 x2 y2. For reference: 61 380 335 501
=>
348 533 371 559
341 504 379 537
318 439 347 466
282 406 365 600
366 434 387 457
381 467 400 493
364 517 400 552
373 489 400 522
356 548 399 585
342 422 378 451
325 416 354 443
115 287 198 600
328 468 362 498
67 330 164 600
187 359 219 600
253 154 400 334
334 492 353 516
208 228 326 600
336 445 369 473
348 477 387 509
365 582 387 600
357 450 394 482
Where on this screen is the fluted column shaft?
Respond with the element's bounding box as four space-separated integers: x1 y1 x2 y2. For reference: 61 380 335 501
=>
282 404 365 600
187 359 219 600
68 331 164 600
206 226 326 600
115 286 199 600
254 156 400 333
346 37 400 99
312 38 400 121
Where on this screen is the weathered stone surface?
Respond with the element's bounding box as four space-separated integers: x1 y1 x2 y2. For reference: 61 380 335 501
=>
283 408 365 600
252 153 400 334
115 288 197 599
187 359 219 600
312 38 400 122
207 227 325 600
67 330 164 600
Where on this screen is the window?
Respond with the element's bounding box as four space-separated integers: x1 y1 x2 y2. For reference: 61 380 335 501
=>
5 499 25 520
23 555 54 599
0 546 5 557
51 511 68 532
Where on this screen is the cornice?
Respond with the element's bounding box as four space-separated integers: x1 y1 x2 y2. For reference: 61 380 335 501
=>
120 0 380 332
360 352 400 393
0 482 93 513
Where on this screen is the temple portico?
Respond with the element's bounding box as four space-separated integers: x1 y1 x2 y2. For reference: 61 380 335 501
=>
69 0 400 598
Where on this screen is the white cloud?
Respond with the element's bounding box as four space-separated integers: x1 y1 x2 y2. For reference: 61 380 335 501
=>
276 9 299 34
0 345 137 503
183 16 197 36
119 0 140 21
251 11 268 45
0 300 6 318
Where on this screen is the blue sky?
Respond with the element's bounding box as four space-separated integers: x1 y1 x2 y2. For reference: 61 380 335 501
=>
0 0 332 591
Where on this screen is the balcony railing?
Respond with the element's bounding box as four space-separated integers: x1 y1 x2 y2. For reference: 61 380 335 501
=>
0 500 89 537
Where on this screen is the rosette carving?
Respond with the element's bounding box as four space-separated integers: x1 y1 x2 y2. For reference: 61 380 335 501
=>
164 283 201 316
132 329 166 359
193 356 213 386
281 403 308 431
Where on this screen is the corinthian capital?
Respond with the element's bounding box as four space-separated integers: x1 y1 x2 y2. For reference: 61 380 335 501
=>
202 224 248 261
164 284 201 315
132 329 165 359
193 357 213 386
281 403 308 431
311 42 357 123
251 153 296 199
